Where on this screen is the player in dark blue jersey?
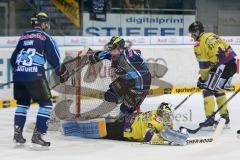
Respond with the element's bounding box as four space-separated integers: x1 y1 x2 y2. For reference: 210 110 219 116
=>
11 12 64 147
89 36 151 119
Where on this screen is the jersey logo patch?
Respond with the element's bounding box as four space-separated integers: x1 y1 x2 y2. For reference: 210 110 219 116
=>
23 40 33 46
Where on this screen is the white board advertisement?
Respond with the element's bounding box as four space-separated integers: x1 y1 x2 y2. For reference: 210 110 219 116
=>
83 13 195 36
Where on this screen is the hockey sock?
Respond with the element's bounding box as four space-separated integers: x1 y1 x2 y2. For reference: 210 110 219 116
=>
14 104 29 128
36 101 53 133
216 94 228 115
203 96 215 116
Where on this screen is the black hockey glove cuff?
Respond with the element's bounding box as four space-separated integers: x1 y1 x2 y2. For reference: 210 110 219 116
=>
88 51 102 64
59 64 69 83
197 77 206 89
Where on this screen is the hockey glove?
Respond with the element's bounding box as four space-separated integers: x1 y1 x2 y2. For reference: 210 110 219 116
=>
88 51 109 64
59 64 70 83
197 77 206 89
88 54 100 64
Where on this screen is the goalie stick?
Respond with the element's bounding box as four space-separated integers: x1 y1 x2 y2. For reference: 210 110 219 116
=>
180 87 240 134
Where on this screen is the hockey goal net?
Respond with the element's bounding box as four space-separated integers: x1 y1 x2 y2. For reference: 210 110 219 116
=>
57 49 118 115
27 49 119 131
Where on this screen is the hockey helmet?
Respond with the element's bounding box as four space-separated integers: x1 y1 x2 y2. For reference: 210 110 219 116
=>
107 36 125 51
188 21 204 33
157 102 173 126
31 12 49 26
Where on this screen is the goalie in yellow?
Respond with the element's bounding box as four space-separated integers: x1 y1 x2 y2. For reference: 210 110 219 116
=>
188 21 237 128
104 102 188 145
60 102 189 145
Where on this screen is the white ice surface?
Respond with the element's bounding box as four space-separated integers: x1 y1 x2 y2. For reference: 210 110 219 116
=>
0 93 240 160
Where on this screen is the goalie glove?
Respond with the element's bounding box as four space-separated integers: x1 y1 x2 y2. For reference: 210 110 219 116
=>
160 129 189 146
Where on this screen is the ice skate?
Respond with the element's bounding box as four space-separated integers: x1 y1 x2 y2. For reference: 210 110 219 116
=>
237 130 240 139
13 125 26 147
199 116 218 131
220 111 230 129
31 128 50 150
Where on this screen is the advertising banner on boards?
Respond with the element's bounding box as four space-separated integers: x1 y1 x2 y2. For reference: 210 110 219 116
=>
83 13 195 36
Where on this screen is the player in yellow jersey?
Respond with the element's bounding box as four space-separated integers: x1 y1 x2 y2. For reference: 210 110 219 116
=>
104 102 188 145
188 21 237 128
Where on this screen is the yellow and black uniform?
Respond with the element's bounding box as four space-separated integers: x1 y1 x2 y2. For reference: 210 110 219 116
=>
123 110 171 143
193 32 237 117
105 102 173 143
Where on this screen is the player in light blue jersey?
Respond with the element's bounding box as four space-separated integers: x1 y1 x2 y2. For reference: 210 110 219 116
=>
88 36 151 118
11 12 66 147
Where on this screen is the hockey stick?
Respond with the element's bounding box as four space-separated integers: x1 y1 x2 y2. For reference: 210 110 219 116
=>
50 47 90 90
0 81 14 88
0 66 58 88
174 87 199 111
181 88 240 134
186 118 225 144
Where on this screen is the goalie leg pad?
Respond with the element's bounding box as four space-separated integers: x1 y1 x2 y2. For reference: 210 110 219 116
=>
61 118 107 138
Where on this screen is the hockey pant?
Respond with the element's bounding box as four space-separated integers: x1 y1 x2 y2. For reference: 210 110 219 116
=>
203 59 237 92
105 73 151 114
14 79 53 133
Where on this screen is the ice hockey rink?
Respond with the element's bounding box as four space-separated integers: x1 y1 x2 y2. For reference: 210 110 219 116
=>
0 93 240 160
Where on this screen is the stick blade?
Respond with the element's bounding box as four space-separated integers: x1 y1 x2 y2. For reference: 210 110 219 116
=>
212 118 225 142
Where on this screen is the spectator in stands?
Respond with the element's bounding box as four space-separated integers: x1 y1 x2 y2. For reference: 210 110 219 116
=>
124 0 145 13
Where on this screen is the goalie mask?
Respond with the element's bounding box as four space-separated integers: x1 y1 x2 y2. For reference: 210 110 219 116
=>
157 102 173 127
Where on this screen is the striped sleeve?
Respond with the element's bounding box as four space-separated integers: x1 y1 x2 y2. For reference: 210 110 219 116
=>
123 50 144 90
45 36 61 72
